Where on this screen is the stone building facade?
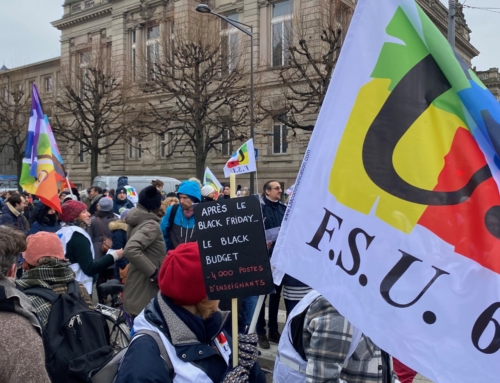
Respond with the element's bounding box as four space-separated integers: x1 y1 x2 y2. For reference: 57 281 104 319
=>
0 0 482 191
476 68 500 102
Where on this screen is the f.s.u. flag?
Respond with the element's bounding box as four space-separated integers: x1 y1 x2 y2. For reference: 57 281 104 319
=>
271 0 500 382
20 84 66 213
204 167 222 199
223 138 256 177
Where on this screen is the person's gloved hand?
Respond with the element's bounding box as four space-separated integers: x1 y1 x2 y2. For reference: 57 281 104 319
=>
221 365 249 383
238 334 259 371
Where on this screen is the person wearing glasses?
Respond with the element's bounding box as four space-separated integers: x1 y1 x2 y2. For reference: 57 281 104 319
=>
113 186 135 215
254 181 289 348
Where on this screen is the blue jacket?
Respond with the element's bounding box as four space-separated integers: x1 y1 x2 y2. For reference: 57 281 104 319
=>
0 204 29 235
29 221 61 235
160 181 201 251
116 295 265 383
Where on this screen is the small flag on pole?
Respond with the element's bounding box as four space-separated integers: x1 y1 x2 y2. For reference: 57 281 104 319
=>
223 138 257 177
204 167 223 199
20 84 66 213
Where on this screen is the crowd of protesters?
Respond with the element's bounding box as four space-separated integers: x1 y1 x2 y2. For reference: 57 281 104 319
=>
0 177 412 383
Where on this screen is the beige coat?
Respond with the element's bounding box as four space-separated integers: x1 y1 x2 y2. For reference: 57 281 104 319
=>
123 205 166 316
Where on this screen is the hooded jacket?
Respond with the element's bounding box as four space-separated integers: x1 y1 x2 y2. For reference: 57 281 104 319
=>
160 181 201 251
0 278 51 383
123 205 166 316
109 220 129 280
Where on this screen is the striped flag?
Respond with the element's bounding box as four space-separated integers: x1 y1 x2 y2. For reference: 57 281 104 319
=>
20 84 66 213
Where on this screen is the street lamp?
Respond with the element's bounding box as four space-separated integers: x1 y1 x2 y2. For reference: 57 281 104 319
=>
195 4 255 195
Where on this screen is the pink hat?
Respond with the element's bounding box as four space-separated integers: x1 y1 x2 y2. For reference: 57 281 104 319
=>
23 232 65 266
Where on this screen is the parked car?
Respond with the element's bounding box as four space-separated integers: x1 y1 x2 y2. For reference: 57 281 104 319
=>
92 176 181 194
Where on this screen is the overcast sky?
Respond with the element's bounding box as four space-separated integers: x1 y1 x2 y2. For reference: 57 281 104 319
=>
0 0 498 70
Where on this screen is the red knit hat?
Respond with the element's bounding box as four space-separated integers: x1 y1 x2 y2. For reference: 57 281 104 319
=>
60 200 88 223
159 242 206 305
23 232 65 266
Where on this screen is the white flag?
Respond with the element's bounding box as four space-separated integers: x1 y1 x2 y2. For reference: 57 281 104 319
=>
271 0 500 382
223 139 257 177
204 167 223 198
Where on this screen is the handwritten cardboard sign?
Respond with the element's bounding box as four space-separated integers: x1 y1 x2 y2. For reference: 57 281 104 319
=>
194 196 274 300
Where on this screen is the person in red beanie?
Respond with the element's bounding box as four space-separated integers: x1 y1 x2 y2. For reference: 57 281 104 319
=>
16 232 92 327
116 242 266 383
57 200 123 295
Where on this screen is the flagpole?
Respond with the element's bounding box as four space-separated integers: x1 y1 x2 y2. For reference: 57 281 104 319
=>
229 173 239 368
65 170 74 197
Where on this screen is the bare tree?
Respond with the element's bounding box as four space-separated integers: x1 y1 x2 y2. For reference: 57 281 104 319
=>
259 0 354 132
139 13 251 179
0 77 31 187
52 43 149 182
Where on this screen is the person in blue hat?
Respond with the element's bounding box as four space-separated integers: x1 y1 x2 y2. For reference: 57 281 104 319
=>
160 180 201 251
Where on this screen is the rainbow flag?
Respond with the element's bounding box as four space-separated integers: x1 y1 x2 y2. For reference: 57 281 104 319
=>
20 84 66 213
204 167 222 199
271 0 500 382
223 138 256 177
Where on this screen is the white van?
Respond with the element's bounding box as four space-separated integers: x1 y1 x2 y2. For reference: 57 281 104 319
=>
92 176 181 194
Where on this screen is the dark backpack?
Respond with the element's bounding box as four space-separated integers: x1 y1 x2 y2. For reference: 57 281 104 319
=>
24 281 113 383
165 204 179 244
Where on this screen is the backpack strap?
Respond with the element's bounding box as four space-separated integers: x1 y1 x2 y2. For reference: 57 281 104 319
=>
168 204 179 230
134 330 173 371
23 287 59 304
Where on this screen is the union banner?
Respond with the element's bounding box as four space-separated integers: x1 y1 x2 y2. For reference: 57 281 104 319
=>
271 0 500 382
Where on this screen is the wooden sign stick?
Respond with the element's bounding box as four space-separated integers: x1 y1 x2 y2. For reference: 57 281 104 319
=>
229 173 239 368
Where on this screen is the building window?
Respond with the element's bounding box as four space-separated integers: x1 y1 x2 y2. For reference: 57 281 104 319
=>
128 140 134 159
72 3 82 13
128 138 143 159
159 132 173 157
85 0 94 9
130 30 136 81
221 129 233 156
79 142 85 163
147 25 160 81
273 123 288 154
79 51 90 98
221 14 239 75
44 77 53 93
136 139 143 159
480 73 489 80
272 0 293 67
28 80 35 95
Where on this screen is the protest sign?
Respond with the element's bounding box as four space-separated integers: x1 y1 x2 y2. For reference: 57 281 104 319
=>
271 0 500 382
194 196 273 300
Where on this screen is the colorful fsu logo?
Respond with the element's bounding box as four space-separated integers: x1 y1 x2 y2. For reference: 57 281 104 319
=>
330 7 500 274
227 142 250 169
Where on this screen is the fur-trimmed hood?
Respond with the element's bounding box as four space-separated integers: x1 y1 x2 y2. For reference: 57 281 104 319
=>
109 220 128 232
